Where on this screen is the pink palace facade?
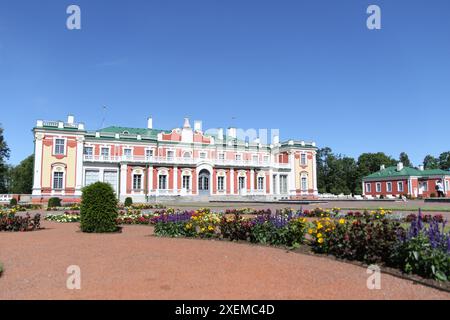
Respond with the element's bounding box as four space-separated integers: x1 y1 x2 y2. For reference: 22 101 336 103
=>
31 115 318 203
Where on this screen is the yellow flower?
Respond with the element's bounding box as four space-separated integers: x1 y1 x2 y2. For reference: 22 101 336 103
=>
317 223 323 230
339 218 345 224
208 225 214 231
308 228 313 234
317 233 323 238
317 238 324 244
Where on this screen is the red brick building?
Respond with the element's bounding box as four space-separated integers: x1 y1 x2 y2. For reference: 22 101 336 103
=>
362 163 450 199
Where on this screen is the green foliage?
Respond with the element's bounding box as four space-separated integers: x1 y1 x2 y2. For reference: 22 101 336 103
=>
124 197 133 207
9 198 17 206
154 222 192 237
0 124 10 194
47 197 61 208
9 155 34 194
323 218 404 264
80 182 118 233
399 152 412 167
250 219 307 247
391 234 450 281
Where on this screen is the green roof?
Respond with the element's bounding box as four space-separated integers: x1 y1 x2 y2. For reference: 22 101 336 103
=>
99 126 167 139
364 166 450 180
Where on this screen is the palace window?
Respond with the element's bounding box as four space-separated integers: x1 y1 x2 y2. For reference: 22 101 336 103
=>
101 147 110 158
53 171 64 190
238 176 245 190
54 139 65 155
182 175 190 190
235 154 242 161
145 149 153 159
273 175 277 193
398 181 404 192
257 177 264 190
279 175 288 194
167 150 174 160
124 148 132 159
84 170 99 186
84 146 93 158
376 182 381 193
301 176 308 191
386 182 392 192
217 176 225 191
183 152 192 158
263 155 269 163
103 171 118 193
252 155 258 163
301 153 307 165
365 183 371 193
133 174 142 190
159 175 167 189
200 152 207 159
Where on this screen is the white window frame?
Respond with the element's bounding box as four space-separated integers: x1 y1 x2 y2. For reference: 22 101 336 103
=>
166 150 175 161
123 147 133 159
217 176 225 191
257 176 265 190
300 153 307 166
182 175 191 190
84 169 100 187
252 154 259 163
386 182 392 193
376 182 381 193
158 174 168 190
133 173 142 190
235 154 242 161
145 148 154 160
182 151 192 158
397 181 404 193
218 152 225 160
53 137 67 156
263 155 270 163
365 183 371 193
301 174 308 191
199 151 207 159
100 146 110 159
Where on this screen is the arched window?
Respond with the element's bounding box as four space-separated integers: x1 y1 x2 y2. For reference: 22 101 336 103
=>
52 165 66 190
300 173 308 191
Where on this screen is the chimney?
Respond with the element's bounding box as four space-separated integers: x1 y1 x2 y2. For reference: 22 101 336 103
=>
380 164 385 171
217 128 224 140
228 127 237 139
67 114 75 124
254 137 260 144
183 117 191 128
418 165 424 171
194 120 202 132
396 162 404 171
147 117 153 129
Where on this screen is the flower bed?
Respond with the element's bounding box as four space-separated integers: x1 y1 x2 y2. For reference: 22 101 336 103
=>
46 211 80 223
0 213 41 232
154 209 308 248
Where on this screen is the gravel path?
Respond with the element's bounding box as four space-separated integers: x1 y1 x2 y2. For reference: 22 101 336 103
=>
0 221 449 300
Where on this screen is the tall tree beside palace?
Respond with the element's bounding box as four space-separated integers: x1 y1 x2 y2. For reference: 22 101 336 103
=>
399 152 412 167
9 155 34 194
0 125 11 193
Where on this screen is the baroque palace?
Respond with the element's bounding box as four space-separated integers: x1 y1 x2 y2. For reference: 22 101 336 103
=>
31 115 318 203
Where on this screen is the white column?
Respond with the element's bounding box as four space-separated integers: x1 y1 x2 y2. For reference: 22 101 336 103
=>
268 169 273 195
288 152 296 195
230 169 235 195
32 133 43 196
250 169 255 194
173 166 178 195
75 136 84 196
120 163 128 200
312 151 318 196
149 166 153 194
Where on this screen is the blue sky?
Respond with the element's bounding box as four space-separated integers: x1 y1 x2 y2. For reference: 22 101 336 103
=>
0 0 449 165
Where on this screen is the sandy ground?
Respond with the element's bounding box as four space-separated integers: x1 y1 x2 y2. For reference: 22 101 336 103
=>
0 221 449 300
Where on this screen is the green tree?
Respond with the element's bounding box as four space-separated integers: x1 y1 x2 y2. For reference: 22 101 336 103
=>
9 155 34 194
438 151 450 170
357 152 397 179
423 155 439 170
399 152 412 167
0 125 11 193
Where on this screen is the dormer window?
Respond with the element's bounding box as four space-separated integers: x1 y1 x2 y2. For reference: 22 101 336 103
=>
122 131 130 135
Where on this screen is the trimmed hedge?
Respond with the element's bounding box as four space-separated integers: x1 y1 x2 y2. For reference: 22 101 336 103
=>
80 182 118 233
9 198 17 206
48 197 61 208
124 197 133 207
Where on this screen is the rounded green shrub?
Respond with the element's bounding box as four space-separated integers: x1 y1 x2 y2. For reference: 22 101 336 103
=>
124 197 133 207
80 182 118 233
9 198 17 206
48 197 61 208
